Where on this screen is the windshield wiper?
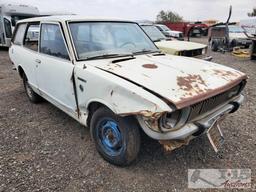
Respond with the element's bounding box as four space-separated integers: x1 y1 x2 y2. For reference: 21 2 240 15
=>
84 53 134 61
153 38 166 42
133 49 160 55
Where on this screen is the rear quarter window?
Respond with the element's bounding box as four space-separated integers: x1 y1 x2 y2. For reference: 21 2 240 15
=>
24 23 40 51
13 23 27 45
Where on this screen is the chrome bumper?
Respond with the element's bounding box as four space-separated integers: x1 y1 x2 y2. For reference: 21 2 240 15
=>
194 55 213 61
138 95 244 140
202 56 213 61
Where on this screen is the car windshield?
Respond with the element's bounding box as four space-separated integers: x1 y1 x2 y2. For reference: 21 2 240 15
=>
229 26 245 33
159 25 170 31
141 25 167 41
69 22 159 60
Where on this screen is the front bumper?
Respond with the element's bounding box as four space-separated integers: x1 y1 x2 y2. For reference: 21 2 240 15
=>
137 95 244 141
202 56 213 61
236 39 252 47
194 54 213 61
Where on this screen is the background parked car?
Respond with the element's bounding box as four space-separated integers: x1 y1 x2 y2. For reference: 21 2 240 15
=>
155 24 184 40
140 23 211 60
240 18 256 36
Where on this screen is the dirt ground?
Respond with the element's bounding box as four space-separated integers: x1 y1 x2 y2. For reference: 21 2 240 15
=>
0 38 255 192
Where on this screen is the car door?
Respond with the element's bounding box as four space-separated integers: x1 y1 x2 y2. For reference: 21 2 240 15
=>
21 23 41 89
36 22 77 117
9 22 40 90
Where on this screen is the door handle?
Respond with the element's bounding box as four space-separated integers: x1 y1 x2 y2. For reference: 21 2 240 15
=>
35 59 41 64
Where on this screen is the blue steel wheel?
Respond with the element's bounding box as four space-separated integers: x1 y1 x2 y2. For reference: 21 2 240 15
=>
90 107 141 166
97 118 124 156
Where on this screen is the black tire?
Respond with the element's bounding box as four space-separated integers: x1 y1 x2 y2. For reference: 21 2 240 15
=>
23 74 42 103
211 40 218 52
90 107 141 166
230 40 237 49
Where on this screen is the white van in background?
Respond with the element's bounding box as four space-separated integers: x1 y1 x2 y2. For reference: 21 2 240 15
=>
0 3 39 47
240 18 256 36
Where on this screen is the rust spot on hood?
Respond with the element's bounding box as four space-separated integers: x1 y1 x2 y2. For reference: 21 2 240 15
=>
177 74 208 94
175 75 247 109
142 64 158 69
213 69 241 80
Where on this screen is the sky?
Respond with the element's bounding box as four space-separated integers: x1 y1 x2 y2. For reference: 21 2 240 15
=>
1 0 255 22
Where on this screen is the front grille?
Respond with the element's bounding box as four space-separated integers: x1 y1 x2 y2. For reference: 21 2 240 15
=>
181 49 202 57
187 81 246 121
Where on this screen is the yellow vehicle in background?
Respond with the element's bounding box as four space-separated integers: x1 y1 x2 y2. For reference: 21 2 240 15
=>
140 23 212 61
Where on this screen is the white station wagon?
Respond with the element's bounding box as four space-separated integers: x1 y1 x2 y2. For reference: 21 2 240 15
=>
9 16 247 166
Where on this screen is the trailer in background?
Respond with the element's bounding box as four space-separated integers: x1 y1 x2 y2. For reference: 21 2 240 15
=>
39 11 75 17
0 3 39 47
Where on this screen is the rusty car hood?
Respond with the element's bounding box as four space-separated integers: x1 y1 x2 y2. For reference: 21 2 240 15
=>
89 55 247 109
155 40 207 55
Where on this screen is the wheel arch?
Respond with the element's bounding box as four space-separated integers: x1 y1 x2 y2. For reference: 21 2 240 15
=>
86 99 117 127
17 65 25 79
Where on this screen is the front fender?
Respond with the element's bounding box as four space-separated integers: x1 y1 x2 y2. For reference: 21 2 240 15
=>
74 64 173 120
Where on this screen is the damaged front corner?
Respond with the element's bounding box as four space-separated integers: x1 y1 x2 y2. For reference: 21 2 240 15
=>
159 137 192 152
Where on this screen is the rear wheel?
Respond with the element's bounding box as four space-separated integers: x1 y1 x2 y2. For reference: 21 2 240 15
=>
90 107 140 166
23 74 42 103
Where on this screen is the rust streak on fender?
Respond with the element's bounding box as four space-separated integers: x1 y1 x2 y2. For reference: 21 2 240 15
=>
119 110 164 119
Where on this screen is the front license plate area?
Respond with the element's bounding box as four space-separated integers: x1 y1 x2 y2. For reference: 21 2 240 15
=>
207 123 224 153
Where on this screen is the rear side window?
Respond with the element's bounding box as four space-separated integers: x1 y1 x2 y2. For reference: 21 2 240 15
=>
13 24 27 45
40 24 69 60
4 18 12 38
24 23 40 51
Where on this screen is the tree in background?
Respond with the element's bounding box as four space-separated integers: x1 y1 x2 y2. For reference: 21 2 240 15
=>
248 8 256 17
156 10 183 22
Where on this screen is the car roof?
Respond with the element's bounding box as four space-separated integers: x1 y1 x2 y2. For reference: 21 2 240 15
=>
17 15 135 24
155 24 165 26
139 23 154 26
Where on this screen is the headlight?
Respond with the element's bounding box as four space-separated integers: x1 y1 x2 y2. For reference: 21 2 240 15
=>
159 107 191 132
159 110 182 130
